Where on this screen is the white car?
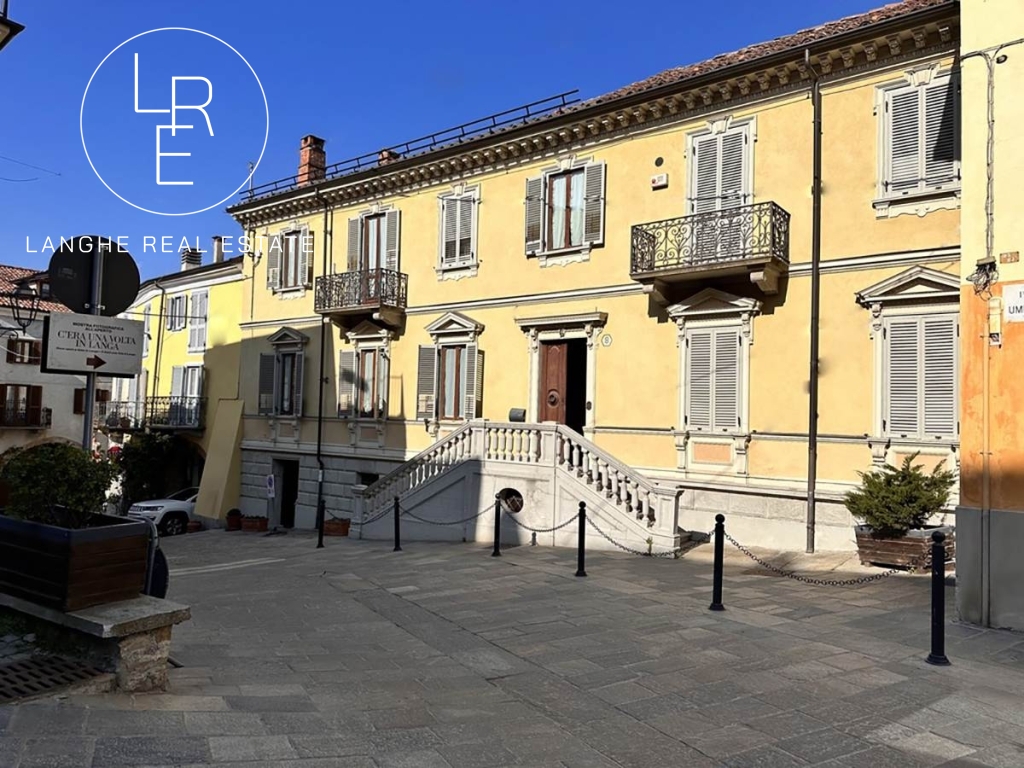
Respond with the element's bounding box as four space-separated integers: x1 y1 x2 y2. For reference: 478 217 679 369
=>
128 487 198 536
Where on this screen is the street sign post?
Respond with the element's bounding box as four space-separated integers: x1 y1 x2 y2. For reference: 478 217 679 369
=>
41 313 145 377
45 236 142 450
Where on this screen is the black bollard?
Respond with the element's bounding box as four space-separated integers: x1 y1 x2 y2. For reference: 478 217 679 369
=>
316 498 326 549
492 494 501 557
575 501 587 577
393 496 402 552
926 531 951 666
709 514 725 611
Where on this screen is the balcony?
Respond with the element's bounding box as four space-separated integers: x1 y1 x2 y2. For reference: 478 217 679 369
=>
314 268 408 327
101 397 205 432
0 406 51 429
630 201 790 299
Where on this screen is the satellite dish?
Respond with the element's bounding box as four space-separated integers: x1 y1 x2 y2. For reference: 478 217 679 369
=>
47 236 141 317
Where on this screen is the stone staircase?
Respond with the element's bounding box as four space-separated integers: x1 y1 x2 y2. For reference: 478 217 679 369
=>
353 420 683 553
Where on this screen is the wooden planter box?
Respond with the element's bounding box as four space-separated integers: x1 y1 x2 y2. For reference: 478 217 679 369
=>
855 525 955 571
241 516 268 532
324 518 351 537
0 513 149 611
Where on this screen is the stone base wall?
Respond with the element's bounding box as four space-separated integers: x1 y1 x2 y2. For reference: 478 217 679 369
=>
956 506 1024 631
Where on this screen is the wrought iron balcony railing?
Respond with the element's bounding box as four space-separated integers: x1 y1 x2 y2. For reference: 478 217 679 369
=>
102 396 205 431
0 406 51 429
314 268 408 315
631 201 790 277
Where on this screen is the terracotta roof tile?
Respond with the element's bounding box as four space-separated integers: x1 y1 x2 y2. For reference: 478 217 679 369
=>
0 264 70 314
584 0 956 107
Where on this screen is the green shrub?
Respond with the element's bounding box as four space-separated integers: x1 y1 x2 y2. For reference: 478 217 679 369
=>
0 442 119 529
116 433 181 509
844 452 956 538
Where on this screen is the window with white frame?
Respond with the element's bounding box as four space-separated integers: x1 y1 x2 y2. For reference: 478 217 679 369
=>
524 160 605 258
438 187 479 274
187 291 208 353
883 313 958 440
166 295 187 331
256 328 308 417
142 305 151 357
338 344 389 420
879 72 959 200
266 228 313 292
345 209 401 273
415 312 484 422
668 289 758 439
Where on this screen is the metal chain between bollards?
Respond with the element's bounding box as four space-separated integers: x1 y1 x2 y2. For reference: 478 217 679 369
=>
503 510 581 534
583 516 716 559
723 531 932 586
399 503 492 527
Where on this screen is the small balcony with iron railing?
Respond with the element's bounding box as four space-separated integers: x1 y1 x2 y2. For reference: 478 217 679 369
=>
314 268 408 327
630 201 791 298
0 404 51 429
101 396 205 432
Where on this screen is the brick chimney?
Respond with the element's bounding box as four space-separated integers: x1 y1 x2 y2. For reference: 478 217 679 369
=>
180 247 201 271
212 235 224 264
298 135 326 186
377 148 402 166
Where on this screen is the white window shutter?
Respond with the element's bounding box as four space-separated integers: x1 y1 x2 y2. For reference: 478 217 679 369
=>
258 353 276 415
188 296 199 349
923 316 957 437
887 318 920 436
458 196 475 263
377 348 389 418
128 375 137 404
583 162 606 245
143 308 151 357
687 331 713 430
337 350 356 417
415 345 436 420
463 343 478 420
889 89 921 193
293 351 304 418
720 131 746 209
300 231 314 287
525 176 543 255
924 79 957 188
347 218 361 272
197 292 208 349
384 209 400 272
713 329 740 431
692 134 719 214
170 366 184 397
267 234 281 290
165 299 173 330
442 198 458 265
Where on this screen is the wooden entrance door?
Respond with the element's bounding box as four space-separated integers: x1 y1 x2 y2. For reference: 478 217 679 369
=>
539 341 568 424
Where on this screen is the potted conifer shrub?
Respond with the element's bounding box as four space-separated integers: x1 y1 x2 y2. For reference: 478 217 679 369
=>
845 453 956 570
225 508 242 531
0 443 149 611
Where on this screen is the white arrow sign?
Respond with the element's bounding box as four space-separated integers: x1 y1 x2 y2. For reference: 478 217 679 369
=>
42 313 145 378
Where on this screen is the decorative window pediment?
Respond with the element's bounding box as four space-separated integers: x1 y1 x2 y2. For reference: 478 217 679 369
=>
267 326 309 348
856 266 960 309
425 311 484 343
667 288 761 337
344 320 393 344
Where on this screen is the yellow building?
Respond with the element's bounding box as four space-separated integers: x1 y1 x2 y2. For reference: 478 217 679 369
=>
226 0 962 551
108 242 246 525
957 0 1024 629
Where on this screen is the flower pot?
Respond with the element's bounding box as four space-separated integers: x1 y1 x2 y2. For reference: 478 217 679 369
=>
0 513 149 611
186 520 203 533
324 518 351 537
225 515 242 532
854 524 955 570
241 516 268 532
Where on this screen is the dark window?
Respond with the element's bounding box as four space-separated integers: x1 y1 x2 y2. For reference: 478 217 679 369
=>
361 214 385 270
6 339 41 365
279 352 297 415
437 345 465 420
546 169 585 251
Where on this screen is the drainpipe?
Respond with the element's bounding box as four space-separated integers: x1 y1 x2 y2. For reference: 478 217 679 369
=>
960 37 1024 625
805 49 823 554
314 189 331 549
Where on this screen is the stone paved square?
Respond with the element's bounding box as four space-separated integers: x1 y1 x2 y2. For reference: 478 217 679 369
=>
3 531 1024 767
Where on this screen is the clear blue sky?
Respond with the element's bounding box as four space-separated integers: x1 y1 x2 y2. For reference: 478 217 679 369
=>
1 0 885 280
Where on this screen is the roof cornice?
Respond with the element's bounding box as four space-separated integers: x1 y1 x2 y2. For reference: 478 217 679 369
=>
228 3 958 229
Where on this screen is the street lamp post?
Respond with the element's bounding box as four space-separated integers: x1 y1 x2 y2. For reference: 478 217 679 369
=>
0 285 41 338
0 0 25 55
